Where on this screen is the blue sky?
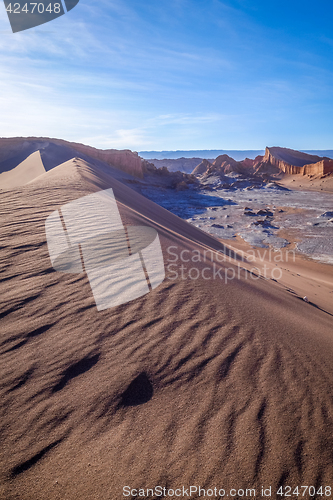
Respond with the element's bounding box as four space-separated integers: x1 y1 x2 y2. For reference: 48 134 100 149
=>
0 0 332 150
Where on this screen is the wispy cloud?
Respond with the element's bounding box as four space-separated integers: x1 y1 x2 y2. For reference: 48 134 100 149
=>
83 129 154 150
0 0 332 149
152 113 227 125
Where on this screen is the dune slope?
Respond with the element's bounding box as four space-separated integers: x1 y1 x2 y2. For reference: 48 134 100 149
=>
1 159 333 500
0 151 45 189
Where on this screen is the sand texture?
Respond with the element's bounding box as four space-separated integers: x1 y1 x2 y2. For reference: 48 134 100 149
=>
1 158 333 500
0 151 45 189
278 173 333 193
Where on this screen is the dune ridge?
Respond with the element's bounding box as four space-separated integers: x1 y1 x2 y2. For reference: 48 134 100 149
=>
0 151 45 189
0 137 143 180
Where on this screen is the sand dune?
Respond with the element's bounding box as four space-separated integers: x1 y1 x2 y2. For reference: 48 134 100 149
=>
0 151 45 189
1 158 333 500
0 138 144 182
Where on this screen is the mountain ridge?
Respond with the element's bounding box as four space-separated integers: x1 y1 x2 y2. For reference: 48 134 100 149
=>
140 149 333 161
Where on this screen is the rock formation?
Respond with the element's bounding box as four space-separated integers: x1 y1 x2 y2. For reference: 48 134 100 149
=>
259 147 333 176
209 154 244 174
241 155 264 169
65 141 143 178
142 158 198 189
302 158 333 176
191 146 333 179
148 157 211 174
192 159 212 175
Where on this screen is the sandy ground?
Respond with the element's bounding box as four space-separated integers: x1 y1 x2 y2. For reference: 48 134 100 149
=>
278 173 333 193
222 237 333 316
1 158 333 500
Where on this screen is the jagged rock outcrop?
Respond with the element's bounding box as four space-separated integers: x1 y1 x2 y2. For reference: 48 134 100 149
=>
193 154 251 178
142 158 197 189
192 159 212 175
211 154 243 174
242 155 264 169
146 157 209 174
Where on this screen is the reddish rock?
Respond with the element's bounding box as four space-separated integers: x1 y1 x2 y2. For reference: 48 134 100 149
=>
211 154 242 174
148 157 208 174
175 180 189 191
195 154 246 177
241 157 256 168
241 156 264 171
302 158 333 176
192 159 212 175
260 147 333 176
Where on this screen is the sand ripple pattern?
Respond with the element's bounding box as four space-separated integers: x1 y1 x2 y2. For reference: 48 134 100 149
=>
1 182 333 499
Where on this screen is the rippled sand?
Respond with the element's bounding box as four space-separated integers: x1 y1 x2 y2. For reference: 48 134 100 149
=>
1 159 333 499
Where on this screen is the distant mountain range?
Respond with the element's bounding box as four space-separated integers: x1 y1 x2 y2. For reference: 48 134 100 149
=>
139 149 333 161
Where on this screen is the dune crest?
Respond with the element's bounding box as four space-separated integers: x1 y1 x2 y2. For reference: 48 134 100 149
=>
0 150 45 189
0 137 144 187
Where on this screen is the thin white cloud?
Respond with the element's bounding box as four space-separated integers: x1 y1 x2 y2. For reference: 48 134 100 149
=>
83 129 154 150
153 113 228 125
0 0 332 150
